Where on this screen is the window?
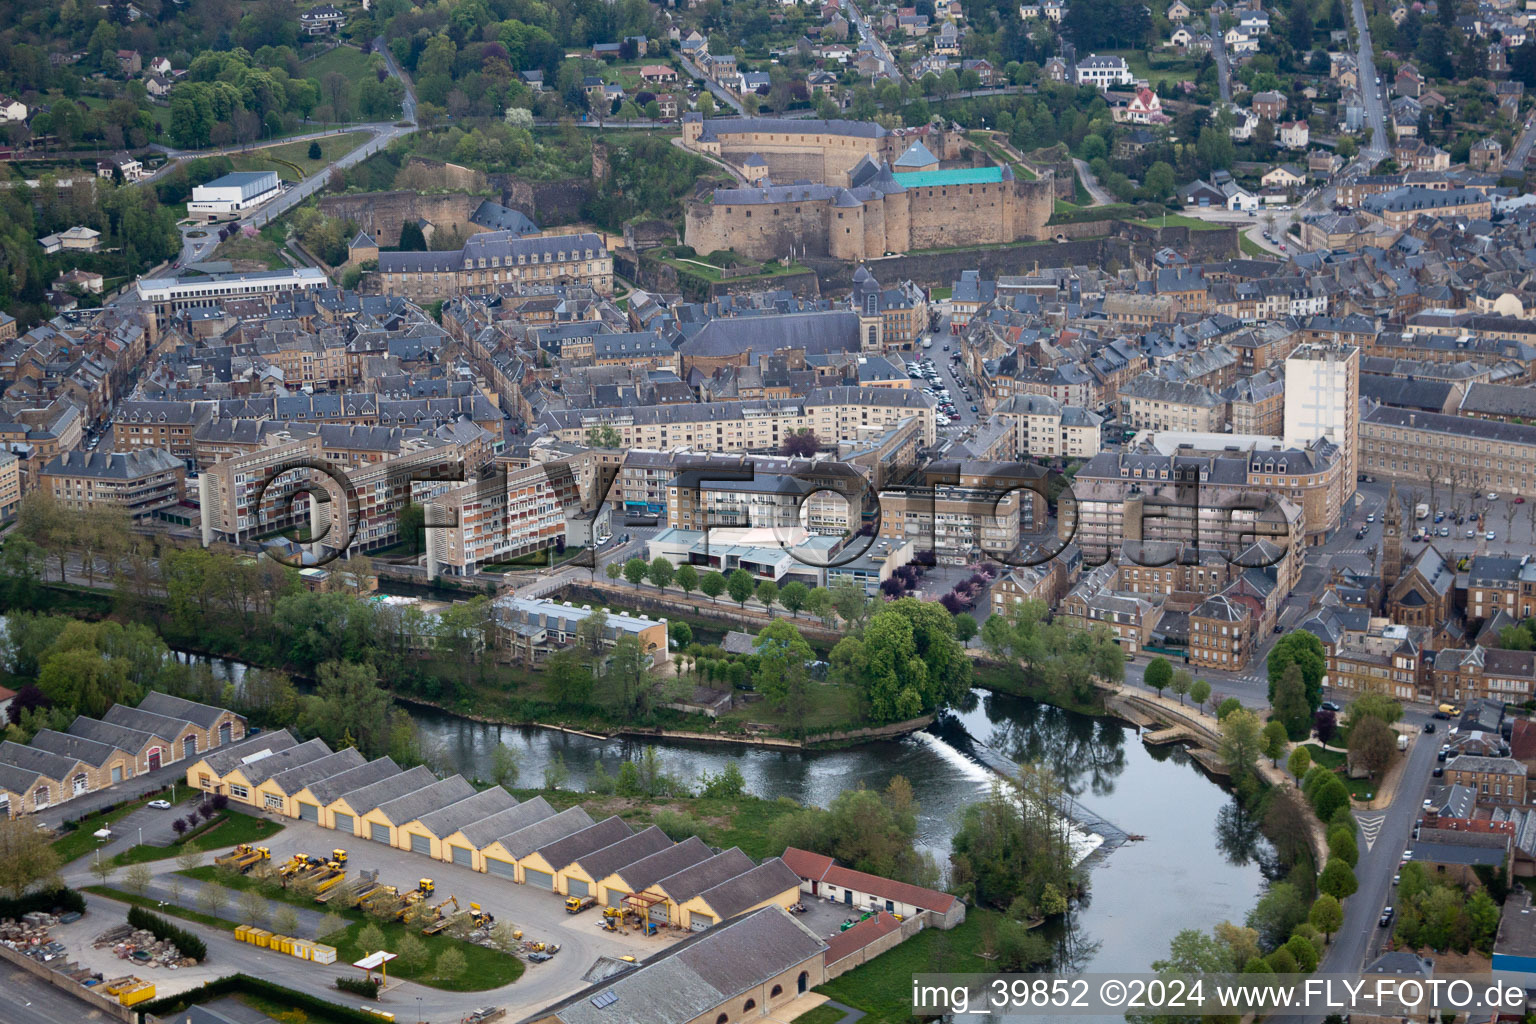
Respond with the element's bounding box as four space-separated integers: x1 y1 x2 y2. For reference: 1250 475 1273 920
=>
230 784 250 799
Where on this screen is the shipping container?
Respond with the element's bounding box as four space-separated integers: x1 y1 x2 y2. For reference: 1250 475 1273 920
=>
291 939 314 960
313 944 338 965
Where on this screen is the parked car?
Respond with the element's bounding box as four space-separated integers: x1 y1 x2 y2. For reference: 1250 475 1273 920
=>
1486 531 1497 541
1379 907 1394 927
1321 700 1342 712
1424 722 1436 733
147 800 171 809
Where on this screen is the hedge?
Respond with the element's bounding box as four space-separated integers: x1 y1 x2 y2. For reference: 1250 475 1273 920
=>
336 975 380 998
127 904 207 961
0 887 85 920
139 974 394 1024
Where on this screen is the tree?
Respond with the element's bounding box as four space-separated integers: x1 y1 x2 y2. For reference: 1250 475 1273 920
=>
1170 668 1192 705
605 562 622 583
755 620 813 709
1247 881 1309 951
308 140 322 160
1318 857 1358 900
1189 677 1211 714
726 569 756 609
622 557 648 588
1311 774 1350 821
546 648 593 708
1143 160 1175 200
1268 632 1325 711
92 853 116 888
492 745 519 788
396 932 428 973
239 887 268 926
273 905 299 937
697 92 715 117
125 862 152 897
0 817 61 898
755 579 779 616
948 767 1080 917
1309 893 1343 941
1314 709 1338 748
671 622 692 650
585 424 623 448
195 880 229 918
1145 657 1173 696
1327 825 1358 868
1344 693 1402 731
1262 720 1289 766
1219 708 1264 784
1347 714 1396 777
781 429 822 457
953 613 977 643
1287 745 1312 783
700 570 727 604
1217 697 1243 720
1273 662 1312 740
779 581 809 617
647 557 674 590
434 946 467 981
398 220 427 250
675 564 699 597
357 921 387 953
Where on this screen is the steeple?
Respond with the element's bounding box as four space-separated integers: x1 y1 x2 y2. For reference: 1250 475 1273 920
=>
1381 481 1403 589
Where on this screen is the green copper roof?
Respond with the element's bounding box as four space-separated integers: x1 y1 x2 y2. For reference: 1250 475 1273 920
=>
892 166 1005 187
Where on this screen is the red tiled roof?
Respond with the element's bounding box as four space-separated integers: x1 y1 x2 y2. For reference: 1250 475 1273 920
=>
824 910 903 964
821 863 957 914
782 846 835 881
785 846 957 914
1511 718 1536 762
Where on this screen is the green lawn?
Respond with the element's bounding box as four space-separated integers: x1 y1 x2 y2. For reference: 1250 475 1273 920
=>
658 256 811 283
86 885 240 932
1103 50 1202 87
1239 234 1269 257
818 910 997 1024
52 789 195 864
179 866 522 991
515 789 805 861
113 808 284 867
795 1006 847 1024
930 286 953 300
302 45 380 83
212 231 289 270
229 132 370 180
1300 743 1378 800
1153 213 1230 231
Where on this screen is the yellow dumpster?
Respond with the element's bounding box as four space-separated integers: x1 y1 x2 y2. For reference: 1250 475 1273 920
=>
313 944 337 965
251 929 271 948
276 935 293 955
103 977 140 996
118 982 156 1007
235 925 250 943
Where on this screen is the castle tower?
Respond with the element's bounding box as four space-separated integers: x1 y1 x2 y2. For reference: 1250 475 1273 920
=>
1381 481 1403 588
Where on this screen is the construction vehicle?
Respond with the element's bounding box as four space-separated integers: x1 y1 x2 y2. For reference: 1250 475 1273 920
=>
421 895 460 936
214 845 271 873
565 895 596 914
462 1009 506 1024
418 878 435 895
468 902 494 928
311 862 348 895
332 849 348 866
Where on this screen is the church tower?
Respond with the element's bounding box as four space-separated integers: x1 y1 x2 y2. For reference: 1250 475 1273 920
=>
1381 481 1403 588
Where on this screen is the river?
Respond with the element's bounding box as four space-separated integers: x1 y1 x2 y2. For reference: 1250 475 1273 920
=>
176 650 1268 972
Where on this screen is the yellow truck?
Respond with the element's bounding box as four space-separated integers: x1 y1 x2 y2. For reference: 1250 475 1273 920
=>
565 895 596 914
214 845 271 873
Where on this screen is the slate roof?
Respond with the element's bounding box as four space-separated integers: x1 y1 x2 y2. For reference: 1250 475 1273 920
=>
696 116 887 142
227 737 334 786
330 764 438 813
136 692 232 730
374 775 477 825
694 857 801 918
655 848 757 903
266 747 368 797
574 826 674 882
535 815 634 872
520 906 826 1024
412 785 518 836
604 836 714 889
67 715 161 752
192 729 302 778
455 796 556 848
1366 404 1536 446
493 805 597 860
41 448 183 480
300 757 401 806
0 739 82 780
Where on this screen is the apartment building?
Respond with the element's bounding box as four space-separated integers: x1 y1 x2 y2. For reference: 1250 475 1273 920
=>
990 393 1102 459
377 232 613 300
538 388 937 452
1118 375 1225 433
1467 556 1536 622
423 459 585 578
1284 342 1359 493
491 596 669 666
1360 405 1536 497
40 448 186 517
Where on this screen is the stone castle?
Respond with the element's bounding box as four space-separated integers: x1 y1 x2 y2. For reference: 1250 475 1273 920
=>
681 115 1055 262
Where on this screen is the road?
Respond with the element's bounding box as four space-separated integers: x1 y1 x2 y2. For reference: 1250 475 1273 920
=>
1070 158 1113 205
843 0 905 83
1311 720 1435 1008
1170 204 1289 254
676 53 746 115
173 36 418 267
0 966 121 1024
1347 0 1388 172
1210 11 1232 103
1505 113 1536 176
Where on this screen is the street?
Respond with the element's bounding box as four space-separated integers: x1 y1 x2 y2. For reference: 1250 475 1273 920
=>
1210 10 1232 103
1347 0 1389 172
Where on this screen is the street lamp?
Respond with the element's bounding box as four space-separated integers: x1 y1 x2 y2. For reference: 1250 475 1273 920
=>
416 996 423 1024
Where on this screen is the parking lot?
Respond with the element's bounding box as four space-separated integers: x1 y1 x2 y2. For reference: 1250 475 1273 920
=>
250 819 686 999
